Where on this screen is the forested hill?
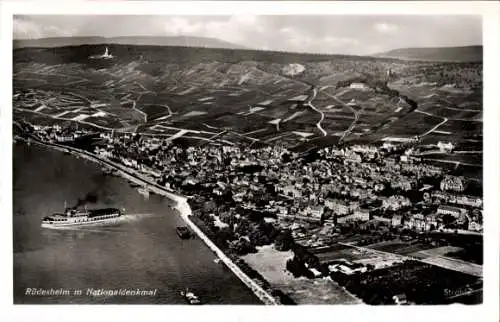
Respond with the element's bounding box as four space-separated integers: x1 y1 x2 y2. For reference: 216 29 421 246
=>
14 43 400 66
14 36 246 50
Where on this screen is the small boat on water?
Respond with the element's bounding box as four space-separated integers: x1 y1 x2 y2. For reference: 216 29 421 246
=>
213 258 221 264
176 226 192 239
180 288 201 305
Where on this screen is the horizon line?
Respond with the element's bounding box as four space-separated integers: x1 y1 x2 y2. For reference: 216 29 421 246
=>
12 36 483 58
13 35 484 47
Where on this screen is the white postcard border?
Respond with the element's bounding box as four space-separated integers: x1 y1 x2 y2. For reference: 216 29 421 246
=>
1 2 498 322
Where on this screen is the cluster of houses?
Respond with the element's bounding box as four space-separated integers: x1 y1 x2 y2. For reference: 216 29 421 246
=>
99 132 482 234
30 125 484 239
32 124 88 143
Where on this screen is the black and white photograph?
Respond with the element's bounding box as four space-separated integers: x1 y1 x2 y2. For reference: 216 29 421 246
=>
2 1 500 321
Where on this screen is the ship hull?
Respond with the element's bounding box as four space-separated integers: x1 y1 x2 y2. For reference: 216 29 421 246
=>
41 215 121 228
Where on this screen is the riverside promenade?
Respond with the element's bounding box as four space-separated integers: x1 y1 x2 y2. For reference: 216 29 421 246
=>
23 135 279 305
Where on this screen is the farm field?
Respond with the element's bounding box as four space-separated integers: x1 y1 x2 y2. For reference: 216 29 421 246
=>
366 240 436 255
13 44 482 154
379 112 444 137
421 152 482 166
331 260 482 305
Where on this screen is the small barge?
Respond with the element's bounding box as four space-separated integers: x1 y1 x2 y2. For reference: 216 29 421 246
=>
176 226 192 239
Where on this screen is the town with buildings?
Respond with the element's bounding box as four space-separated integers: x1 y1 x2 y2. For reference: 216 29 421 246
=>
10 10 492 314
18 122 483 305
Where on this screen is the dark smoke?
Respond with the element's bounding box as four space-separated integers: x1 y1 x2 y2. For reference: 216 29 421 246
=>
73 192 98 208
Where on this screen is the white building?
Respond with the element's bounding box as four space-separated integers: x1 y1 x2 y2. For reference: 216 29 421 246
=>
328 263 367 275
437 205 468 218
325 199 350 215
454 195 482 208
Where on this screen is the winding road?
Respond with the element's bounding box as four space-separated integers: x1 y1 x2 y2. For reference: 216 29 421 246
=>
415 109 448 137
306 87 327 136
319 86 359 142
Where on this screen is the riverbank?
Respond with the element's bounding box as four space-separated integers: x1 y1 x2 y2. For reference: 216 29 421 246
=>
19 136 278 305
176 201 278 305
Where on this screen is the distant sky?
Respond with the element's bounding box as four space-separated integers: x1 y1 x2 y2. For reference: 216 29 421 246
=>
13 15 482 55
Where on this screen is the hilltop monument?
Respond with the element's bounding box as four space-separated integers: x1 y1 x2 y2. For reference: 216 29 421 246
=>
89 46 115 59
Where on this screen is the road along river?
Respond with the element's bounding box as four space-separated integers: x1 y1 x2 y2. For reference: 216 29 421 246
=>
13 141 264 304
14 136 277 305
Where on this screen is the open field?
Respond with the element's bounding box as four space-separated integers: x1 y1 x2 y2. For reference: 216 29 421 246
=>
380 112 445 137
366 240 435 255
314 244 376 263
418 256 482 277
241 245 294 285
437 119 482 135
241 245 360 304
418 105 482 120
421 152 482 166
409 246 462 258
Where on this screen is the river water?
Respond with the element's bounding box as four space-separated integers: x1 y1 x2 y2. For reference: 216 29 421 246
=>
13 143 261 304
